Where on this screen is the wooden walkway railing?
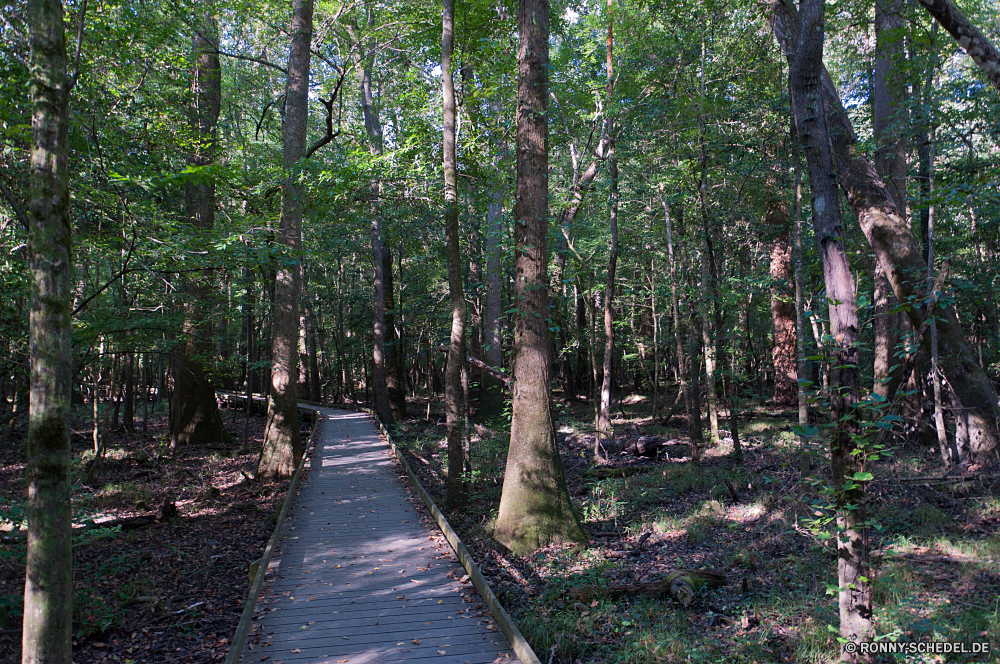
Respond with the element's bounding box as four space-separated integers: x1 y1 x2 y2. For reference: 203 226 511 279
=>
220 399 531 664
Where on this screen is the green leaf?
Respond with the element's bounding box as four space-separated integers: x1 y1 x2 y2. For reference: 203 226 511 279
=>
852 472 873 481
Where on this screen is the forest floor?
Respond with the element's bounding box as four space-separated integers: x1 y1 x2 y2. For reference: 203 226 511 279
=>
0 401 311 664
391 393 1000 664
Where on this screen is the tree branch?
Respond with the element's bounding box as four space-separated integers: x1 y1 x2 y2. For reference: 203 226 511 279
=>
916 0 1000 91
214 50 287 74
437 344 512 387
68 0 88 91
72 228 137 316
0 176 28 231
305 71 348 158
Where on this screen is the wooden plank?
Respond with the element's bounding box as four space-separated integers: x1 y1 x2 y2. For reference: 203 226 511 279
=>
235 408 520 664
367 413 542 664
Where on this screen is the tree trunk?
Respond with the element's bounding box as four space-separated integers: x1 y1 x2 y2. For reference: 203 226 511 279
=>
171 11 230 449
658 186 702 458
791 120 810 463
597 1 617 448
696 30 719 443
442 0 467 503
770 0 872 654
767 198 797 408
924 130 960 467
383 246 407 419
258 0 312 480
371 225 394 424
916 0 1000 91
307 297 320 402
871 0 907 399
347 22 394 426
24 0 74 660
790 0 999 461
122 353 135 434
480 187 505 419
494 0 588 555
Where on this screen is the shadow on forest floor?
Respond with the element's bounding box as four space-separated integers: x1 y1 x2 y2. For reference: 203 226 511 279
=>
0 401 311 663
391 392 1000 664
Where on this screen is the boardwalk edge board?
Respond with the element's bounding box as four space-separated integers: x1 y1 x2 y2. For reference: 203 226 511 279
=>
222 394 320 664
363 407 543 664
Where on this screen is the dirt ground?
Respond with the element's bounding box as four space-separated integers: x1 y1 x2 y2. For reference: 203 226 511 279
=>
392 394 1000 664
0 401 310 664
1 392 998 664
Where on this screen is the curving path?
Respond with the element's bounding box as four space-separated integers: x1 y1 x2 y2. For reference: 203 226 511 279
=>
238 408 519 664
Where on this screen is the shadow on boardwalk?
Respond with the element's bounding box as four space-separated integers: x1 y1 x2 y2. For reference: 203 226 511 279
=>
240 408 518 664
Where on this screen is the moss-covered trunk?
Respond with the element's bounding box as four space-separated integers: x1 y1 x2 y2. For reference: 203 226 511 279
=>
494 0 588 555
24 0 74 660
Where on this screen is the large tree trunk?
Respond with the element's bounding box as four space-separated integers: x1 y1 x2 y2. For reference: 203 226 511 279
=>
24 0 74 661
494 0 588 555
383 246 407 419
871 0 907 399
784 0 1000 461
442 0 467 503
258 0 312 480
767 196 797 408
769 0 873 655
170 11 231 449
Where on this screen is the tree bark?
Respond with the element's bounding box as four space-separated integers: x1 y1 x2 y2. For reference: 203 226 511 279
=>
871 0 907 399
442 0 467 503
770 0 873 654
924 130 960 467
171 10 231 449
767 196 797 408
494 0 588 555
122 352 135 434
784 0 1000 461
916 0 1000 91
24 0 74 660
697 27 719 443
371 224 394 424
258 0 311 480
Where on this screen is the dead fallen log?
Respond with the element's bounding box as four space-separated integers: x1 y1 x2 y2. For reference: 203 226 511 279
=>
583 465 656 479
437 344 513 386
84 499 179 531
568 569 726 606
620 436 687 458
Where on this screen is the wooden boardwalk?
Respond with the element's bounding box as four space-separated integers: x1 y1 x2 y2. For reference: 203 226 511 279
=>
239 408 520 664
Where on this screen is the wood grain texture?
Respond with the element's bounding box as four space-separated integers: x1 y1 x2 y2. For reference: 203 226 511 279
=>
238 408 519 664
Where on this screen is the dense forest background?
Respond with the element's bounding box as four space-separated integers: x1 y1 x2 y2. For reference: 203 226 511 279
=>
2 0 1000 661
